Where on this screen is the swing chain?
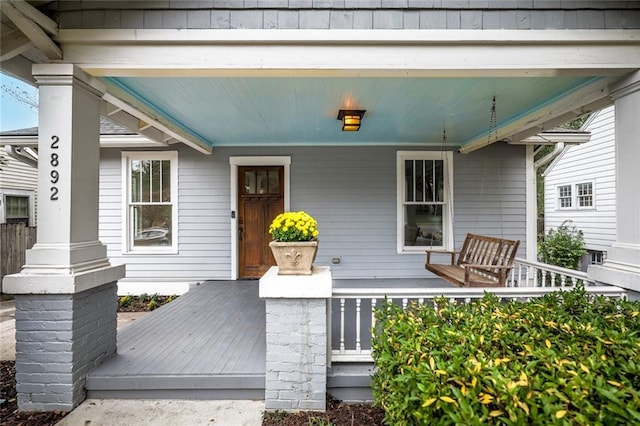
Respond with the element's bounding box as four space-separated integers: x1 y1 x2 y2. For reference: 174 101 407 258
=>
487 96 498 145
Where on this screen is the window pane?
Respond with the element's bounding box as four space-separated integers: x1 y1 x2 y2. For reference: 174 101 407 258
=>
415 160 424 202
435 160 444 202
404 160 414 202
268 170 280 194
141 160 151 202
131 160 142 202
132 205 172 247
244 171 256 194
161 160 171 202
404 204 443 247
257 171 268 194
6 196 29 218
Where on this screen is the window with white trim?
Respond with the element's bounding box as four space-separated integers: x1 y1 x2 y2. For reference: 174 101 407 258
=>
576 182 593 208
122 152 178 253
557 182 594 210
397 151 453 253
0 190 34 226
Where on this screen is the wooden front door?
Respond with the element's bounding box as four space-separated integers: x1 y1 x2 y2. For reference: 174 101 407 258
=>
238 166 284 278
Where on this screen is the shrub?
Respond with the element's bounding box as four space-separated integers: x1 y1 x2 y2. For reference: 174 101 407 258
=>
539 221 587 270
371 287 640 425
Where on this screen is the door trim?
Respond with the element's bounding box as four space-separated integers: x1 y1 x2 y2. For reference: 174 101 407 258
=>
230 156 291 280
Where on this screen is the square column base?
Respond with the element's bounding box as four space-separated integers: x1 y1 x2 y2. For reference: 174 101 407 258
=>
14 282 118 411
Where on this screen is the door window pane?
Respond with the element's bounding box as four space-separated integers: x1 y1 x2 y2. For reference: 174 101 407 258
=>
244 171 256 194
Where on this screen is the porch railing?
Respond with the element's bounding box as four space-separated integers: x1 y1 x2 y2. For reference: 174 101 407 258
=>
510 257 596 287
330 284 626 363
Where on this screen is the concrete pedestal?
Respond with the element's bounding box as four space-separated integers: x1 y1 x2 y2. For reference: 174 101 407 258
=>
260 266 332 412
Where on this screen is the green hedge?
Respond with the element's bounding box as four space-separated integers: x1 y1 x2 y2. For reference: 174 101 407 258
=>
371 287 640 425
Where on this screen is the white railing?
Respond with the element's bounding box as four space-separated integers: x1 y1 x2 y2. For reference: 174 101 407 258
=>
510 257 596 287
330 284 626 363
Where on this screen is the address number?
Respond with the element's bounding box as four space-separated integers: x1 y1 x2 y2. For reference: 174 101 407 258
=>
50 135 59 200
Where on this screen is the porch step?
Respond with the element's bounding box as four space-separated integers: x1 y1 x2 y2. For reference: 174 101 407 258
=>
86 373 265 400
327 363 375 403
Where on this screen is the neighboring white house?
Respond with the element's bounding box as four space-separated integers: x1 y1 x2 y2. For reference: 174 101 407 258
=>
544 105 616 267
0 147 37 226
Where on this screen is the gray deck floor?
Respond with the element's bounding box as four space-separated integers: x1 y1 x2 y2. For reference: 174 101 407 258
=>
87 281 265 399
87 277 450 400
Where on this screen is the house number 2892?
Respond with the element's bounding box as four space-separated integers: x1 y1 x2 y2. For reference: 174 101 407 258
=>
50 135 60 200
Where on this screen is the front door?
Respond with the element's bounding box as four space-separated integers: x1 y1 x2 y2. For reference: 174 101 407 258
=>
238 166 284 278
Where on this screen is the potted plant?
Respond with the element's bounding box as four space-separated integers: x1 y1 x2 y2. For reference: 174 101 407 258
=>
268 211 319 275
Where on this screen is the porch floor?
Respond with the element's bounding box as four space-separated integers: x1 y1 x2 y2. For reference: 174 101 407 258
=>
87 278 450 400
87 281 266 399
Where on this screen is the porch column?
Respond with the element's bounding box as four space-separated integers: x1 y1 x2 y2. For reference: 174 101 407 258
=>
259 266 332 412
2 64 125 411
589 70 640 294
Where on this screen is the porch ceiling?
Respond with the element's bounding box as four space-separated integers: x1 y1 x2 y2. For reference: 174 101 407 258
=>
103 75 601 150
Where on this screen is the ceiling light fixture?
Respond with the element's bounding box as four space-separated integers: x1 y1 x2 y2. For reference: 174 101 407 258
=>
337 109 366 132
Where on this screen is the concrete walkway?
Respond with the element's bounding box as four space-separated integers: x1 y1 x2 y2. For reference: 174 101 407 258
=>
0 298 265 425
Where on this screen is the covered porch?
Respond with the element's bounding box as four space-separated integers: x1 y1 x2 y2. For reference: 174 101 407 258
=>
85 260 627 402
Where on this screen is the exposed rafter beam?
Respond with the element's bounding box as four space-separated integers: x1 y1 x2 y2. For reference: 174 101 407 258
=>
1 0 61 60
99 103 169 147
8 0 58 35
459 78 612 154
505 97 613 148
0 28 33 62
102 87 212 155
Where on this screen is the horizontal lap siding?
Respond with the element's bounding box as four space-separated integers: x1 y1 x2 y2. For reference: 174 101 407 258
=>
99 147 231 281
544 106 616 252
453 143 527 255
99 144 525 280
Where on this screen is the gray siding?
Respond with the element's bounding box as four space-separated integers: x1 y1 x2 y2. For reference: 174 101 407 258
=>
0 154 38 225
544 106 616 252
100 143 526 281
50 1 640 30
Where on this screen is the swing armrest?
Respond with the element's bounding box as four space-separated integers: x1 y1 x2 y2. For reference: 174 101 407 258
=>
425 250 459 265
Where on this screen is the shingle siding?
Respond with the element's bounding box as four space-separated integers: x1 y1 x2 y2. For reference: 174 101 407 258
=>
50 1 640 29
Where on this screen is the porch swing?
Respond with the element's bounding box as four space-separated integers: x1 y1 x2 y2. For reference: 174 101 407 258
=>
425 97 520 287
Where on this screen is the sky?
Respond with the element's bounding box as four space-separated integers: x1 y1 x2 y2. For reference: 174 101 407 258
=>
0 72 39 132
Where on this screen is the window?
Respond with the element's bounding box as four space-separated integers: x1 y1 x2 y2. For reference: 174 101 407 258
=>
122 152 177 253
558 185 572 208
1 190 34 226
557 182 594 210
397 151 453 253
576 182 593 208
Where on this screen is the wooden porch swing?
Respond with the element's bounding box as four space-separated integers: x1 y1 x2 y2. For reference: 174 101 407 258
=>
425 233 520 287
425 97 520 288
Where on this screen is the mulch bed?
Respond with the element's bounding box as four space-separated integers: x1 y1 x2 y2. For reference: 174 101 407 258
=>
262 394 385 426
1 361 67 426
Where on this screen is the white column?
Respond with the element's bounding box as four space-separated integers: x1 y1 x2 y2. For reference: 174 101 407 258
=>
589 70 640 293
1 64 125 411
3 64 125 294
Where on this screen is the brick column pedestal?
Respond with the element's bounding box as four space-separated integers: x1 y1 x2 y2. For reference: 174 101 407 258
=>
14 283 118 411
260 266 332 412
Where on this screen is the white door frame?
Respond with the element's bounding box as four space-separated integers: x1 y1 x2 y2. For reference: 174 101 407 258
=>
229 156 291 280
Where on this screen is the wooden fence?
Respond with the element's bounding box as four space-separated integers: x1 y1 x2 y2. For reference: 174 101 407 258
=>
0 223 37 282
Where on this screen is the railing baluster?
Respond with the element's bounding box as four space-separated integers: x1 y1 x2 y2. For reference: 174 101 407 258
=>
402 298 408 309
560 275 567 287
355 298 361 353
339 298 345 353
371 298 377 330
